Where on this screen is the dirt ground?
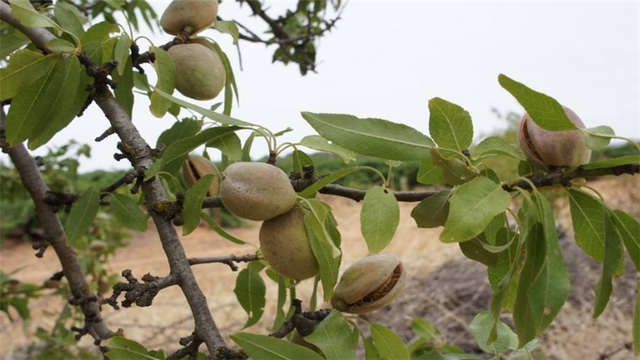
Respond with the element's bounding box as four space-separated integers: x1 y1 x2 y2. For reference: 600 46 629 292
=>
0 175 638 359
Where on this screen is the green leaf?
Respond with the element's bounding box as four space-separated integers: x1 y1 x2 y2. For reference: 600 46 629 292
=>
568 189 606 262
182 174 214 236
231 332 324 360
370 323 410 360
112 56 134 117
581 126 615 151
242 133 255 162
9 0 61 29
473 137 525 161
145 126 240 180
582 155 640 170
110 193 148 232
0 30 30 58
292 149 314 175
610 209 640 272
155 118 201 176
208 132 243 162
469 311 517 354
0 50 58 101
214 21 240 44
440 177 511 243
430 148 478 185
527 192 570 336
304 200 341 300
114 33 132 76
593 214 623 318
150 86 254 127
301 112 434 161
364 338 380 360
298 167 359 198
234 262 266 329
459 237 499 268
81 21 119 44
104 336 157 360
361 186 399 253
272 275 287 332
28 67 90 149
45 38 75 53
54 2 86 38
417 153 445 185
5 55 65 145
305 310 356 360
634 284 640 355
411 318 440 341
201 211 247 245
208 41 239 115
300 135 357 163
411 191 451 229
498 74 576 131
65 189 99 246
149 47 176 118
428 97 473 152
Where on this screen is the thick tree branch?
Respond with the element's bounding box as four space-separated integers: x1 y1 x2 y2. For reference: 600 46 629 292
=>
0 107 115 344
0 3 228 355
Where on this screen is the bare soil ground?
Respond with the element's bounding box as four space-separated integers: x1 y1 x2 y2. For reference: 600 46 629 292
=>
0 175 638 359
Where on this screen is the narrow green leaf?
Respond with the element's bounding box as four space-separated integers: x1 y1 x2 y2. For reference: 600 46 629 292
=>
459 237 499 268
114 33 132 76
54 2 86 38
26 56 81 149
145 126 240 180
361 186 399 253
305 310 356 360
65 189 100 246
0 31 30 58
610 209 640 272
112 56 134 116
593 214 623 318
292 149 314 176
234 262 266 329
300 135 357 163
182 174 214 236
498 74 576 131
370 323 410 360
110 193 148 232
231 332 324 360
473 137 525 161
201 211 247 245
304 200 341 300
272 275 287 332
0 49 57 101
45 38 75 53
242 132 255 162
104 336 157 360
582 156 640 170
298 167 359 198
150 86 254 127
149 46 175 118
81 21 119 44
155 118 201 176
411 190 451 229
568 189 606 262
302 112 434 161
364 338 380 360
5 56 62 145
428 97 474 152
10 0 61 29
634 283 640 355
440 177 511 243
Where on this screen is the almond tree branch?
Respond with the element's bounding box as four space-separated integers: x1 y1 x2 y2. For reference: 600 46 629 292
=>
0 107 115 344
0 2 228 355
188 254 260 271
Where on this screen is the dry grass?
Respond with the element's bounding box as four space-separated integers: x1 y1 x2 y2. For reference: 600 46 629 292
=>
0 175 638 359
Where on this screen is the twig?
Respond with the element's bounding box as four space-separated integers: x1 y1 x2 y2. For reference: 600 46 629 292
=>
188 254 259 271
106 270 177 309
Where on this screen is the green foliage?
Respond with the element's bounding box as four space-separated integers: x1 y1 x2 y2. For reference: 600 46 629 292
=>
360 186 400 253
234 262 266 329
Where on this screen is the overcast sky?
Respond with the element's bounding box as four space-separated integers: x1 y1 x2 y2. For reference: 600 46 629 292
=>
3 1 638 171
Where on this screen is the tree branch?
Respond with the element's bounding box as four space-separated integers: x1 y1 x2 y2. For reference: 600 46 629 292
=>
106 270 177 309
188 254 259 271
0 3 229 354
0 106 115 344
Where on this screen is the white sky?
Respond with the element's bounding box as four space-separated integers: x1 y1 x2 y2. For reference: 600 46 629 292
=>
3 1 639 171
